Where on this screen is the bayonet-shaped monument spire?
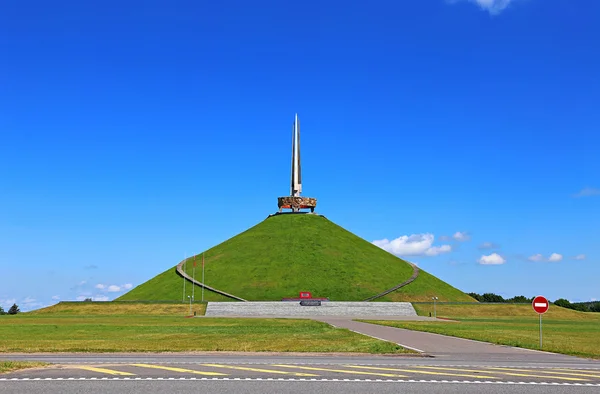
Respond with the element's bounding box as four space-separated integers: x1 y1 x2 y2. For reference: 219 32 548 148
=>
291 113 302 197
277 113 317 213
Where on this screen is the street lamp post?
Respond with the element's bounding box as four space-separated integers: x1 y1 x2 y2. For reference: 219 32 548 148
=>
432 296 439 319
187 295 194 316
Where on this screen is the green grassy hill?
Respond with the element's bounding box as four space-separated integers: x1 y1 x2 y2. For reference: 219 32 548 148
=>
119 214 474 302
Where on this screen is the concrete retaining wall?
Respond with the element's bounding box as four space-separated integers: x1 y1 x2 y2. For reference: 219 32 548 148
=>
205 301 417 317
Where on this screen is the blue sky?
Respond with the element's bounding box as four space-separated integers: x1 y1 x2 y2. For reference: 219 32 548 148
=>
1 0 598 311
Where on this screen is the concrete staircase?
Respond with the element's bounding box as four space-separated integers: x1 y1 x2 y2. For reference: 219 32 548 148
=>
205 301 417 317
363 262 420 301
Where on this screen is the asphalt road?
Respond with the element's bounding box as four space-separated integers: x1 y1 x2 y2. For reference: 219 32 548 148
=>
2 356 599 383
2 380 599 394
2 319 599 392
3 351 599 368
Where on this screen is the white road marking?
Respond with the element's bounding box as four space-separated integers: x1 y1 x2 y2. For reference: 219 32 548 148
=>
320 321 427 353
346 328 426 353
6 360 600 372
4 359 600 377
0 377 599 386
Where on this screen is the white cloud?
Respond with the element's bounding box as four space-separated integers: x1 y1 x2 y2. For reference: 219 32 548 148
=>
425 244 453 256
0 298 16 308
478 241 498 250
574 254 586 260
373 233 452 257
70 280 90 291
453 231 470 242
22 297 36 304
574 187 600 198
51 295 60 301
548 253 563 262
478 253 506 265
76 295 89 301
449 0 515 15
528 253 564 263
95 283 132 292
528 254 544 262
93 295 109 302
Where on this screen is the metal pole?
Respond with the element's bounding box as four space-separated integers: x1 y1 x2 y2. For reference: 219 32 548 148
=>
202 254 205 302
192 260 195 300
434 299 437 319
182 255 186 303
188 296 192 316
539 314 542 349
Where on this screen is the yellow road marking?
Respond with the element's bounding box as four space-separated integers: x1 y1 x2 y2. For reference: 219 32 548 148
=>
201 364 318 377
413 366 589 382
552 368 600 376
485 367 600 379
129 364 227 376
271 364 408 378
73 366 135 376
345 365 499 379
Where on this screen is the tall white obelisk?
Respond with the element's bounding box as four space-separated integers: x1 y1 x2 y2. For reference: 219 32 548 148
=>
291 113 302 201
277 113 317 213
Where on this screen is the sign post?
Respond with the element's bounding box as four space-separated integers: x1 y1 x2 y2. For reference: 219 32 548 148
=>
532 295 549 349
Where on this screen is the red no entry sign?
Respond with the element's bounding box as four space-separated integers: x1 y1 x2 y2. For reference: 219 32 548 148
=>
532 295 549 314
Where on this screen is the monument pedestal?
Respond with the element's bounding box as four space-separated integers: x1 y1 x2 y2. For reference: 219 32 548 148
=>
277 196 317 213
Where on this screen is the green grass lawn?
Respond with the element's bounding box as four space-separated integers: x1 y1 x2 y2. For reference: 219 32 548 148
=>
119 214 474 302
30 301 207 316
0 361 48 374
0 313 408 354
362 304 600 358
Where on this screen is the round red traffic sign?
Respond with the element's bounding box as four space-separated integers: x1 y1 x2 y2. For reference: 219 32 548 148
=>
532 295 549 314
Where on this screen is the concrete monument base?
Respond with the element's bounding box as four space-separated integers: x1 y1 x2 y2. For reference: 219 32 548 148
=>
277 196 317 213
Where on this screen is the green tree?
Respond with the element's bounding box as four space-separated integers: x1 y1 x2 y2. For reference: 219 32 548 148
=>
481 293 505 303
507 295 531 303
467 292 483 302
573 303 590 312
7 303 20 315
0 306 5 315
553 298 574 309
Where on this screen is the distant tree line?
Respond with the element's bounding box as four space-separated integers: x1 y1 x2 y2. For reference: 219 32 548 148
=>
468 292 600 312
553 299 600 313
468 293 533 303
0 304 20 315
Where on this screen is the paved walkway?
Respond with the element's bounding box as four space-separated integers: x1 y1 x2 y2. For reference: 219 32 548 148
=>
316 318 586 363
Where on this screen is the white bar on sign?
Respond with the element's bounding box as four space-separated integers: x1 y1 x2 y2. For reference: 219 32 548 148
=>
534 303 547 307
